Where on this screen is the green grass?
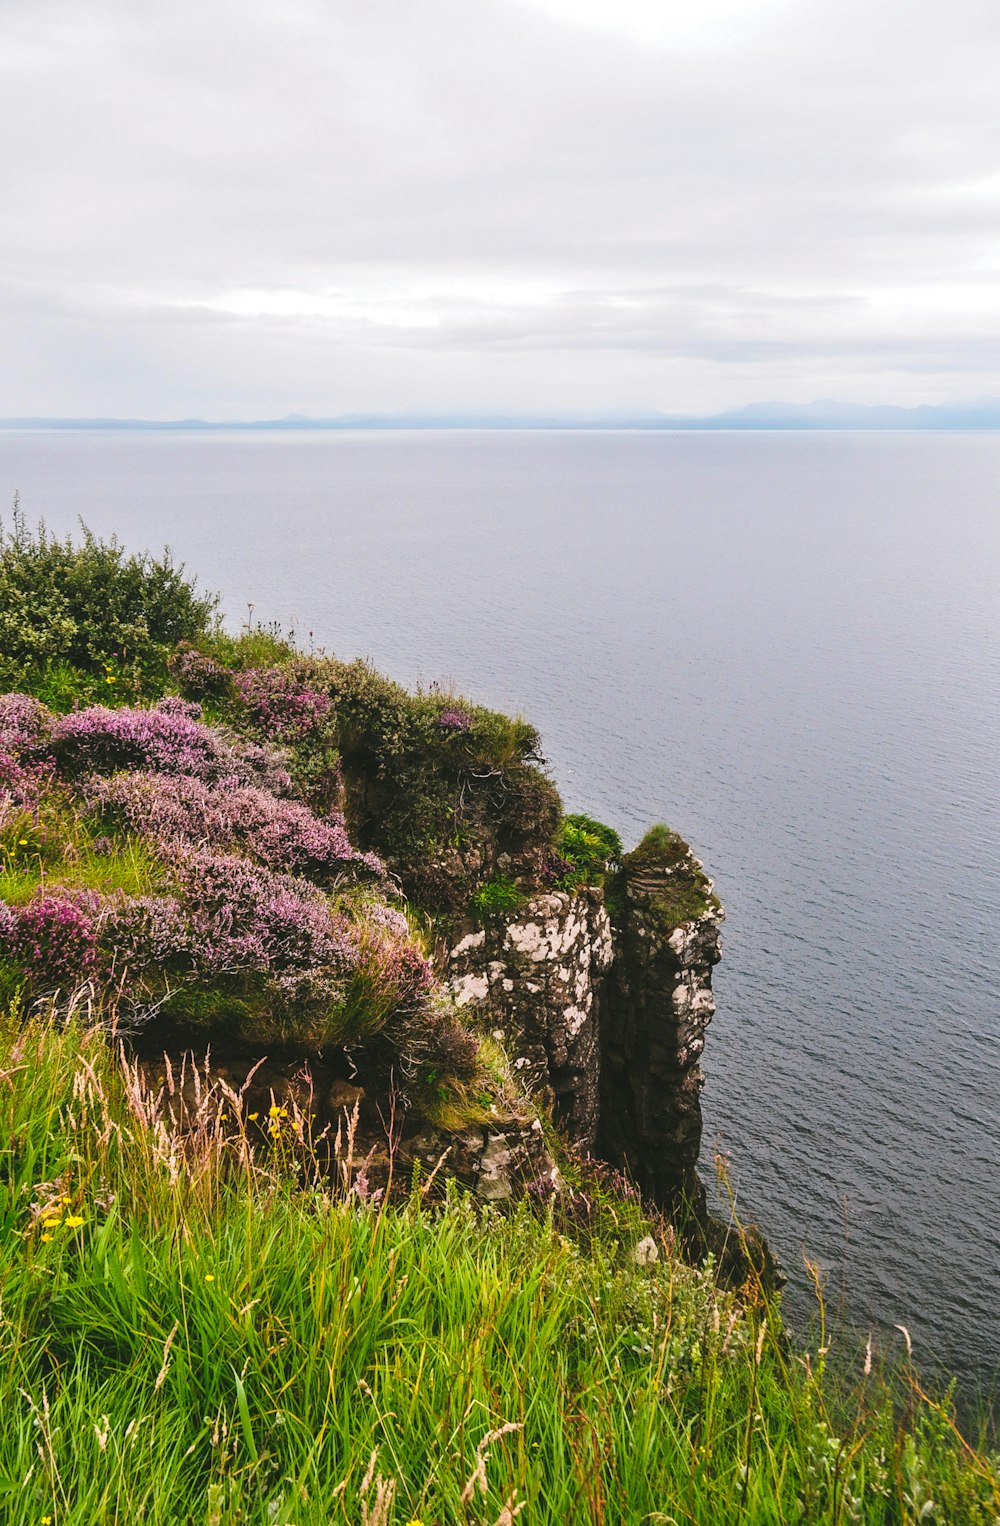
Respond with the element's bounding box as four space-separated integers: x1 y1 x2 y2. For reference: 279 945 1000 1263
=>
0 829 165 906
470 876 526 919
0 1009 995 1524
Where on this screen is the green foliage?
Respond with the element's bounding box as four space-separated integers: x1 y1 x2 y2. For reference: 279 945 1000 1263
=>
552 811 622 890
471 876 526 918
198 623 298 673
0 1012 994 1526
0 500 217 703
629 821 690 868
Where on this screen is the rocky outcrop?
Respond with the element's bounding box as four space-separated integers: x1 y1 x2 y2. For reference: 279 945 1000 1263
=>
441 834 722 1219
444 888 613 1149
599 845 723 1214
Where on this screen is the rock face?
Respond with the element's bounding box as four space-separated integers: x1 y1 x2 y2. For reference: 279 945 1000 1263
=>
444 888 613 1150
136 1050 556 1205
599 849 723 1214
442 837 722 1217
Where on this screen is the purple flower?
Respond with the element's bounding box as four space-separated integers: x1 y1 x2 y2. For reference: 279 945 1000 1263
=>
365 902 410 938
48 702 293 793
172 850 356 976
437 708 472 732
0 900 16 951
154 695 203 721
167 643 233 702
0 693 52 752
97 893 193 973
9 892 101 986
234 667 332 742
0 695 56 807
85 770 381 882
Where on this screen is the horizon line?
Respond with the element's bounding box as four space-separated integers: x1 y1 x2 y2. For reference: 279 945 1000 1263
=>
3 398 1000 432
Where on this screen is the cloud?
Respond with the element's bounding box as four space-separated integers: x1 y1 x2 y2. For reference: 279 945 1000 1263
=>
1 0 998 413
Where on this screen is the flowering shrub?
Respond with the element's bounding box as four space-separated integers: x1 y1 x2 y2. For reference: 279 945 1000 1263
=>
0 749 51 811
5 892 101 986
86 771 381 882
97 893 192 974
48 701 293 794
0 686 473 1080
0 693 52 753
168 852 334 975
0 696 58 810
436 708 472 732
365 901 410 938
234 666 333 742
153 695 204 721
167 642 234 702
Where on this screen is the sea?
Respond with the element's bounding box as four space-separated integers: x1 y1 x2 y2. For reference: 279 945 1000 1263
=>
2 426 998 1403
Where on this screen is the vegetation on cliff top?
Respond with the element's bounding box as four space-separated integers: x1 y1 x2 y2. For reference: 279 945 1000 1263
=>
608 822 722 931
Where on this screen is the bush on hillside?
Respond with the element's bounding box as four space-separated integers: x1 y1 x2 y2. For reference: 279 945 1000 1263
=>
0 501 217 704
172 647 563 909
545 812 622 890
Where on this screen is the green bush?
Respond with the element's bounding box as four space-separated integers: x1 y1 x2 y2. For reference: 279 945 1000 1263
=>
551 812 622 889
0 500 217 704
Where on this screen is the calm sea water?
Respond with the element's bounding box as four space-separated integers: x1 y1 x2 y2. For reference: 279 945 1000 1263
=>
3 428 998 1398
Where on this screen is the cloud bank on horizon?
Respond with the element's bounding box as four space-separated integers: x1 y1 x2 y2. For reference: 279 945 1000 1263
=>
3 0 999 419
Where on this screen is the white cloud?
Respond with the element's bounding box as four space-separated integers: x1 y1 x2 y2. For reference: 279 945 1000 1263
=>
1 0 998 415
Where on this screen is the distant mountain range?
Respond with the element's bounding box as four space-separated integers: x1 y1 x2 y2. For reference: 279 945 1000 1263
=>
3 398 1000 430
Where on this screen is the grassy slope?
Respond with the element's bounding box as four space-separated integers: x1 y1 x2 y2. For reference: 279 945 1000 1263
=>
0 1011 996 1525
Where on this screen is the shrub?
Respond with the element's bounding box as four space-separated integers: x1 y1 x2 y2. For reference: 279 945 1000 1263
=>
48 700 294 794
166 641 234 703
233 665 333 742
547 812 623 890
4 891 101 987
0 500 217 700
436 707 472 732
86 770 381 884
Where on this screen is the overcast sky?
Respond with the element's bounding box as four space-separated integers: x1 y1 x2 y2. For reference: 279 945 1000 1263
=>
3 0 999 418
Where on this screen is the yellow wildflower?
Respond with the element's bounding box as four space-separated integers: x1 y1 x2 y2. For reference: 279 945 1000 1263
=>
248 1111 259 1121
41 1234 52 1243
42 1218 62 1228
204 1273 215 1283
65 1216 85 1229
105 675 116 684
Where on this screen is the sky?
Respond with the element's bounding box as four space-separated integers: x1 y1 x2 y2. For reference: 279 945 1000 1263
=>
2 0 999 419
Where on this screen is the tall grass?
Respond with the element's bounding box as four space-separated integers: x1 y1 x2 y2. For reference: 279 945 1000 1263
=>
0 1008 996 1524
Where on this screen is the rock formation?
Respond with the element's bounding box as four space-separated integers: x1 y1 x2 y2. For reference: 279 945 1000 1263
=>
442 829 722 1219
445 887 613 1150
